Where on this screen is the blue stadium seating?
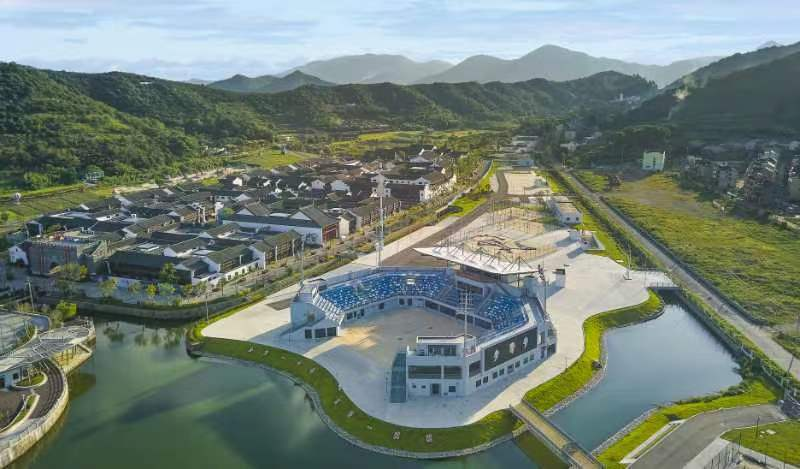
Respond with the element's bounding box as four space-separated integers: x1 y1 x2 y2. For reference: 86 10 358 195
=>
318 271 527 334
320 272 449 310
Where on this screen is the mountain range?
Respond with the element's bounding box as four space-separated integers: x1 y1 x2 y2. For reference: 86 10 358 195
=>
208 71 334 94
286 54 452 85
413 45 719 88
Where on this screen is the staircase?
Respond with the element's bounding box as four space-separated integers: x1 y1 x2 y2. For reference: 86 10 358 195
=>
389 352 407 403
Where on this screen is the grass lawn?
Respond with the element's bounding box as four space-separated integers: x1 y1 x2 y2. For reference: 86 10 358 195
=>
231 145 311 169
597 378 781 469
525 292 663 412
15 371 45 387
201 338 523 453
607 173 800 326
722 420 800 466
775 332 800 359
575 170 610 192
446 160 496 218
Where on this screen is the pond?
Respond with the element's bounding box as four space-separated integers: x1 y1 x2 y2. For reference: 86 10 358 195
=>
12 298 740 468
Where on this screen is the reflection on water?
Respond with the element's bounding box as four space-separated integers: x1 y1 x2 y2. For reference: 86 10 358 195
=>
14 299 739 469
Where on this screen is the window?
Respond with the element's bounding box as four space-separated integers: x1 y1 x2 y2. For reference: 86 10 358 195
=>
507 365 514 374
304 329 312 339
408 299 413 306
443 366 462 379
326 327 337 337
483 376 488 384
408 366 442 379
448 385 456 393
475 380 481 388
379 303 385 310
499 368 505 376
412 384 417 389
515 361 520 368
492 372 498 379
468 360 482 377
523 357 528 364
399 298 405 305
314 328 326 339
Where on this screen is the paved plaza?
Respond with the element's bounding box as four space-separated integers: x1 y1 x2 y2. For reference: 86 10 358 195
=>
205 216 656 427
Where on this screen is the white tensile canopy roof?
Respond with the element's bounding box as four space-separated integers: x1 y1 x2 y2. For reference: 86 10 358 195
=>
414 246 539 275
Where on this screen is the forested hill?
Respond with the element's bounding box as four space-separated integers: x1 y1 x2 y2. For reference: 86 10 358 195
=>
622 51 800 138
0 62 654 185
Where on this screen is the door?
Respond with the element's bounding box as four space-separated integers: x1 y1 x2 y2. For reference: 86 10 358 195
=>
431 383 440 396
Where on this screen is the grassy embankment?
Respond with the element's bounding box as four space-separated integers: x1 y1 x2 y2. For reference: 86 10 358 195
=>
227 142 313 169
605 173 800 338
598 378 781 469
447 160 497 217
525 291 663 412
722 420 800 466
574 170 610 192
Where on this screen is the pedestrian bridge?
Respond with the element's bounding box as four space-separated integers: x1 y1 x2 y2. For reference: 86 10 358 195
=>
510 401 602 469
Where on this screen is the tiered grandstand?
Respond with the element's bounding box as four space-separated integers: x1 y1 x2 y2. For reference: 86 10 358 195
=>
300 269 530 338
290 266 557 401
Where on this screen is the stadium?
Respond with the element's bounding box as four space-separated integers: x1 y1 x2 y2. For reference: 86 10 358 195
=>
289 260 557 401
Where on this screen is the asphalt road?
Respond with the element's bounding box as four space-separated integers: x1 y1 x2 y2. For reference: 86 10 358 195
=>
630 404 786 469
561 169 800 382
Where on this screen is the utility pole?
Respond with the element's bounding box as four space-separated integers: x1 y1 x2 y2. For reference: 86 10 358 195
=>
26 279 35 313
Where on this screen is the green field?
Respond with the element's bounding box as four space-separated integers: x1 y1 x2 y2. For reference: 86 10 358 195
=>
229 143 312 169
598 378 781 469
722 420 800 466
606 173 800 327
329 130 498 158
0 185 113 226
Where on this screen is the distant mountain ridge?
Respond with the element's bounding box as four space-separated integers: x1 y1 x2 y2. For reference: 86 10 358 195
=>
414 45 719 88
208 71 334 93
284 54 452 85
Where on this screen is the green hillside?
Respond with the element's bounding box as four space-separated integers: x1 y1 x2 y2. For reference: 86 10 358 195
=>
0 62 654 187
625 42 800 131
208 71 334 94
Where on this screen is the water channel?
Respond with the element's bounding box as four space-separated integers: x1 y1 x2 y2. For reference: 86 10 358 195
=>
12 297 741 468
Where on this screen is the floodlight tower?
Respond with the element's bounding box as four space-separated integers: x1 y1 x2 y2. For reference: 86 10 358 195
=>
376 163 386 269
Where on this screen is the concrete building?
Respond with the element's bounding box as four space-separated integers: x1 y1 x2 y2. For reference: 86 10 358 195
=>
642 151 666 171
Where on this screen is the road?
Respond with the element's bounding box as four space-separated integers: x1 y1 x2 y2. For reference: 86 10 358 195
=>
630 404 786 469
561 169 800 382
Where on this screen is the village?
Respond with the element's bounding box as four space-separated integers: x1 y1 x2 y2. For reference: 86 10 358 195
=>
1 144 470 308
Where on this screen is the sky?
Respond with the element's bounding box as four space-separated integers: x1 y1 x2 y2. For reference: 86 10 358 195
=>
1 0 798 81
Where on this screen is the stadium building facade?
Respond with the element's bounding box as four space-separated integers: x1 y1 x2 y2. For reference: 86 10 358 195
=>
289 266 556 401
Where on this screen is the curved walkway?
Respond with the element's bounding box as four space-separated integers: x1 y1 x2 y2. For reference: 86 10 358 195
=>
629 404 786 469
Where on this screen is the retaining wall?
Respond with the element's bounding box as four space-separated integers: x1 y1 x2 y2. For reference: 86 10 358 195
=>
38 295 246 320
0 360 69 468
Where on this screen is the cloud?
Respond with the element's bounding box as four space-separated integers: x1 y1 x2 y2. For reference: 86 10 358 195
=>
1 0 798 78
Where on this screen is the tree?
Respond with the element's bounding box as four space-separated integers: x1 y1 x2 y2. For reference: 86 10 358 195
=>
55 301 77 322
127 281 142 296
158 263 178 284
158 283 175 298
145 284 157 302
0 212 8 224
99 278 117 299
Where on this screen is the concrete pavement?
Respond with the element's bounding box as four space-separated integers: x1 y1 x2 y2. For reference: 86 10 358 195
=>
562 170 800 382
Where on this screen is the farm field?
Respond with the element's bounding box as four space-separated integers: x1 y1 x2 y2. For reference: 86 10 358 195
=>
0 185 113 227
605 173 800 329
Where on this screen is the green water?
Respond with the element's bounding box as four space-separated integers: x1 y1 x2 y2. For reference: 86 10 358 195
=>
13 299 740 468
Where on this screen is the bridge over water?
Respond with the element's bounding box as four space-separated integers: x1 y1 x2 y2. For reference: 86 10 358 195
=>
510 401 602 469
